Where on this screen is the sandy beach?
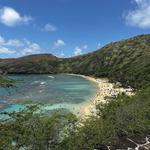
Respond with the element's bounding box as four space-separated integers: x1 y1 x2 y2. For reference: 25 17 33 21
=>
0 74 134 121
69 74 134 119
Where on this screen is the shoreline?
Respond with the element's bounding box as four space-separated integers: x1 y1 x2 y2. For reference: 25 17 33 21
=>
68 74 134 119
0 74 134 120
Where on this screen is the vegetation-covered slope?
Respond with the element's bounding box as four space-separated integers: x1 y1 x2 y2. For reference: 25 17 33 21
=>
0 34 150 89
0 54 60 74
64 34 150 89
0 34 150 149
0 88 150 149
61 87 150 149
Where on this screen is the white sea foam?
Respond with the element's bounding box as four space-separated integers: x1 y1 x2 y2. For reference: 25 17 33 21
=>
40 82 46 85
0 74 97 118
48 76 55 79
34 81 39 83
39 90 44 93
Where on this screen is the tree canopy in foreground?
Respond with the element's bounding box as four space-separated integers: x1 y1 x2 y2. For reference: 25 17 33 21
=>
0 88 150 150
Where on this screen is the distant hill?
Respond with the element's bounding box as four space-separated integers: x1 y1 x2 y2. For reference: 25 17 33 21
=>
65 34 150 89
0 34 150 89
0 54 60 74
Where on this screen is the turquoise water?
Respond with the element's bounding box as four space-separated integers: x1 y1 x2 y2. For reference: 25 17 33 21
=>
0 74 97 119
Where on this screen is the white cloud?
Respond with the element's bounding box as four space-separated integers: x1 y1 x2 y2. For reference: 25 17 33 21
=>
125 0 150 28
54 39 66 48
83 45 88 49
6 39 24 47
60 51 65 57
0 35 44 56
22 43 42 55
0 36 5 44
56 50 65 58
0 35 24 47
73 45 88 56
43 24 57 32
134 0 148 6
0 46 16 54
97 42 101 48
74 46 82 56
23 38 31 46
0 6 33 27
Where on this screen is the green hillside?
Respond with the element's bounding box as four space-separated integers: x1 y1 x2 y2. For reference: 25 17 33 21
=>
65 34 150 89
0 34 150 89
0 34 150 149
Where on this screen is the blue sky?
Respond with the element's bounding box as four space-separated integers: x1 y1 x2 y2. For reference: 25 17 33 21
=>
0 0 150 58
